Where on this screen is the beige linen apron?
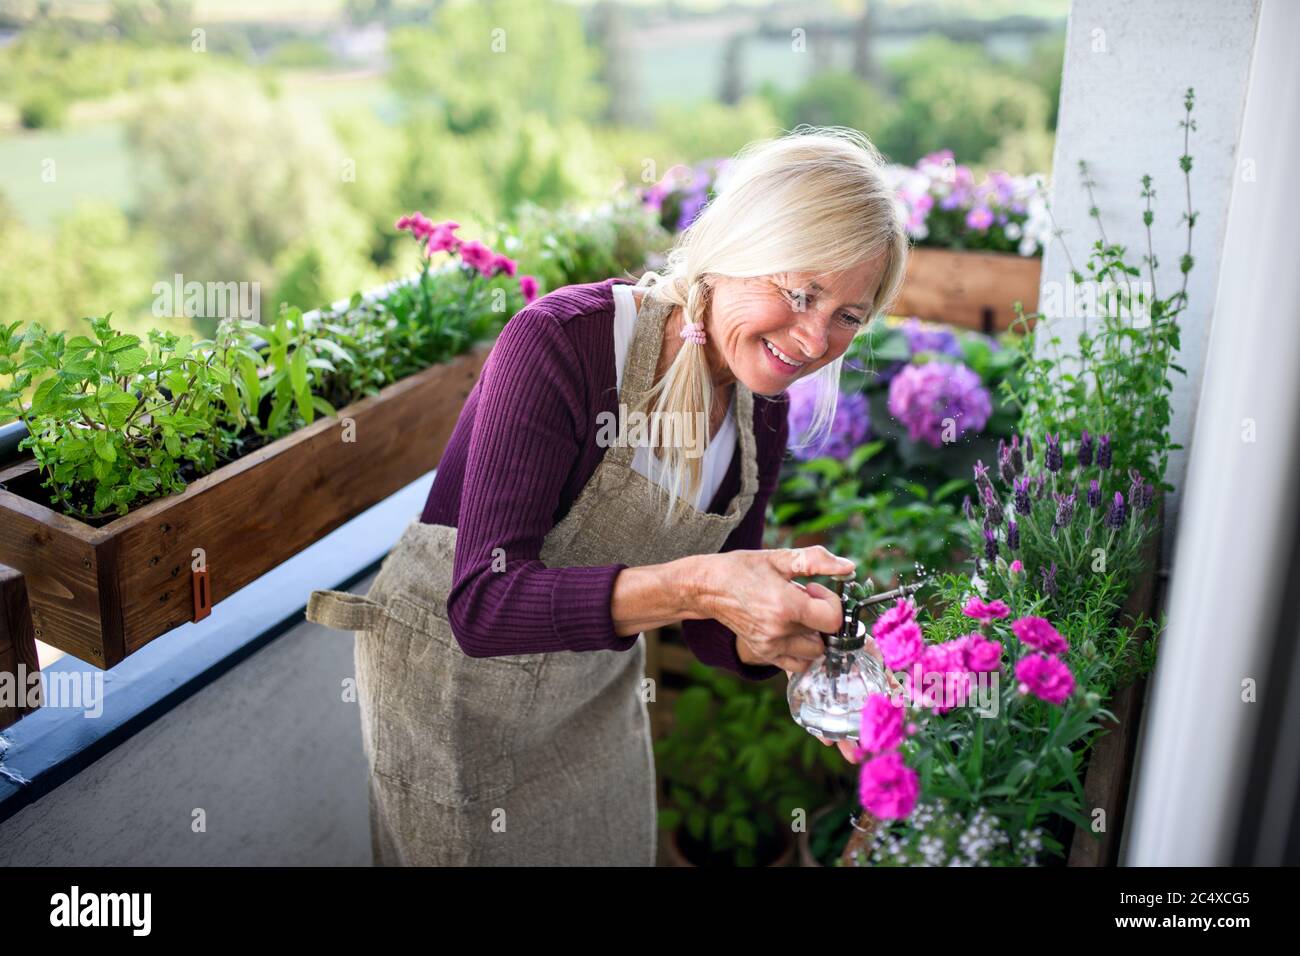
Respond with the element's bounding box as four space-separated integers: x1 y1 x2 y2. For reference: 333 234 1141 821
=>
305 290 760 866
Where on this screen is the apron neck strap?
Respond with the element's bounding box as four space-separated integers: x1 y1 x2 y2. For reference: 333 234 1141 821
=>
612 287 759 506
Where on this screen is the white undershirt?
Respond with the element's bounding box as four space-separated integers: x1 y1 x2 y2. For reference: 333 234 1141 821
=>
612 283 736 512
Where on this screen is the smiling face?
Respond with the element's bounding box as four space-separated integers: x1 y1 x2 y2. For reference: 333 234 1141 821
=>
701 252 890 397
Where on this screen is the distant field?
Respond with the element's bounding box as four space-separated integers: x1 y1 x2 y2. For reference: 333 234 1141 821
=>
0 121 135 229
0 71 396 232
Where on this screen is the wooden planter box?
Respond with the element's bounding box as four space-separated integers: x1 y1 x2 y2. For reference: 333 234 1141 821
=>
0 566 40 730
894 247 1041 334
0 342 492 669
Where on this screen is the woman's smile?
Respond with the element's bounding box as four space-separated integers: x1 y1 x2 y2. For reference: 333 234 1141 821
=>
760 336 806 375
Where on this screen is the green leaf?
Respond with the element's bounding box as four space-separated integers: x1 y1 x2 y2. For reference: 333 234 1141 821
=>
113 347 148 376
97 388 136 428
93 431 116 463
295 384 313 425
289 346 308 394
104 334 141 353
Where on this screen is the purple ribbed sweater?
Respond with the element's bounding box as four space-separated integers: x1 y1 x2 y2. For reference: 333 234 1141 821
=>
420 277 787 682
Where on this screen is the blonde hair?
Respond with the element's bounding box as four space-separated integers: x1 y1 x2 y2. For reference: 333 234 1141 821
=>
634 125 910 525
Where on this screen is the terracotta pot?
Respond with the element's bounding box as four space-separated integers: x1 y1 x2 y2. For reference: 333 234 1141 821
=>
664 822 796 868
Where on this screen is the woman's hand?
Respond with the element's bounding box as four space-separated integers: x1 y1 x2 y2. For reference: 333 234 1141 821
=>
693 545 855 673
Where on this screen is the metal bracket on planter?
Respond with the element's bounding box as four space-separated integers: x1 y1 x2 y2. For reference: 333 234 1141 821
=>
192 566 211 623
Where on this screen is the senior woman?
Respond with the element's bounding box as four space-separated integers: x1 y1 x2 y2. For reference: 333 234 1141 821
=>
307 126 909 866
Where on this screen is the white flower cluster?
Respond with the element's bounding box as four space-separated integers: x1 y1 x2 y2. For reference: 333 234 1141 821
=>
863 798 1048 867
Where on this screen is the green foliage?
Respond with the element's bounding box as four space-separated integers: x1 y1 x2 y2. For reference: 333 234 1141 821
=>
878 37 1052 169
770 319 1025 580
0 316 240 519
124 74 373 312
768 70 898 143
0 230 520 519
0 200 161 343
388 0 605 132
654 662 839 867
489 196 670 294
18 85 67 129
650 96 782 164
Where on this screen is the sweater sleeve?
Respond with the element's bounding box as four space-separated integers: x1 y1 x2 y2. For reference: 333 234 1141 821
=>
678 396 789 682
445 306 637 658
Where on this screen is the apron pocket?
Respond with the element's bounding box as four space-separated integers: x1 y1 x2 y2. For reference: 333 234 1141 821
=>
370 592 539 809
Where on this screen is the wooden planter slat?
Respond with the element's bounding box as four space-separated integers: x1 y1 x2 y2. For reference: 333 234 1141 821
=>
0 566 41 729
894 247 1041 333
0 343 492 668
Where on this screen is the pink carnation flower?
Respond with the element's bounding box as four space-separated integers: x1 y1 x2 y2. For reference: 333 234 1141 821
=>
962 597 1010 626
857 692 907 756
876 619 924 671
425 221 461 254
519 274 539 303
457 240 496 276
904 642 975 714
956 632 1003 673
1015 653 1075 705
1010 616 1069 654
872 597 917 642
490 253 517 277
858 751 919 820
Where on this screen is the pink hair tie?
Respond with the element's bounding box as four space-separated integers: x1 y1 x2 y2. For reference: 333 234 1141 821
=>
679 322 707 346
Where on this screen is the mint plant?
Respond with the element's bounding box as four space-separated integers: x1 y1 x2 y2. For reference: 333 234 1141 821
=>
0 315 240 518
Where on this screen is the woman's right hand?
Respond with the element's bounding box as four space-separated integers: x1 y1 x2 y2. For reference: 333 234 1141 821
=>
693 545 856 673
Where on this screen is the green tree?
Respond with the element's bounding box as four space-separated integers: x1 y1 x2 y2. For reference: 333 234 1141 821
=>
388 0 605 133
124 75 373 321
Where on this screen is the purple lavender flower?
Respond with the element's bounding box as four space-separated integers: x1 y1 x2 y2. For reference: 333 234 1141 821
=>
1105 491 1127 529
1013 476 1031 516
1097 434 1112 470
984 527 998 562
1040 561 1058 598
973 459 990 487
786 378 871 462
982 483 1004 527
1053 490 1077 531
962 494 975 521
887 361 992 449
1007 519 1020 550
1139 483 1155 510
1033 474 1047 499
1078 430 1094 468
1044 432 1063 473
1127 468 1145 507
1010 435 1024 475
1087 478 1102 510
1025 434 1034 463
998 444 1015 484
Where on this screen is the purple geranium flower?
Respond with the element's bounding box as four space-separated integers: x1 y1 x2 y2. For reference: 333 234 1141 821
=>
886 361 992 449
